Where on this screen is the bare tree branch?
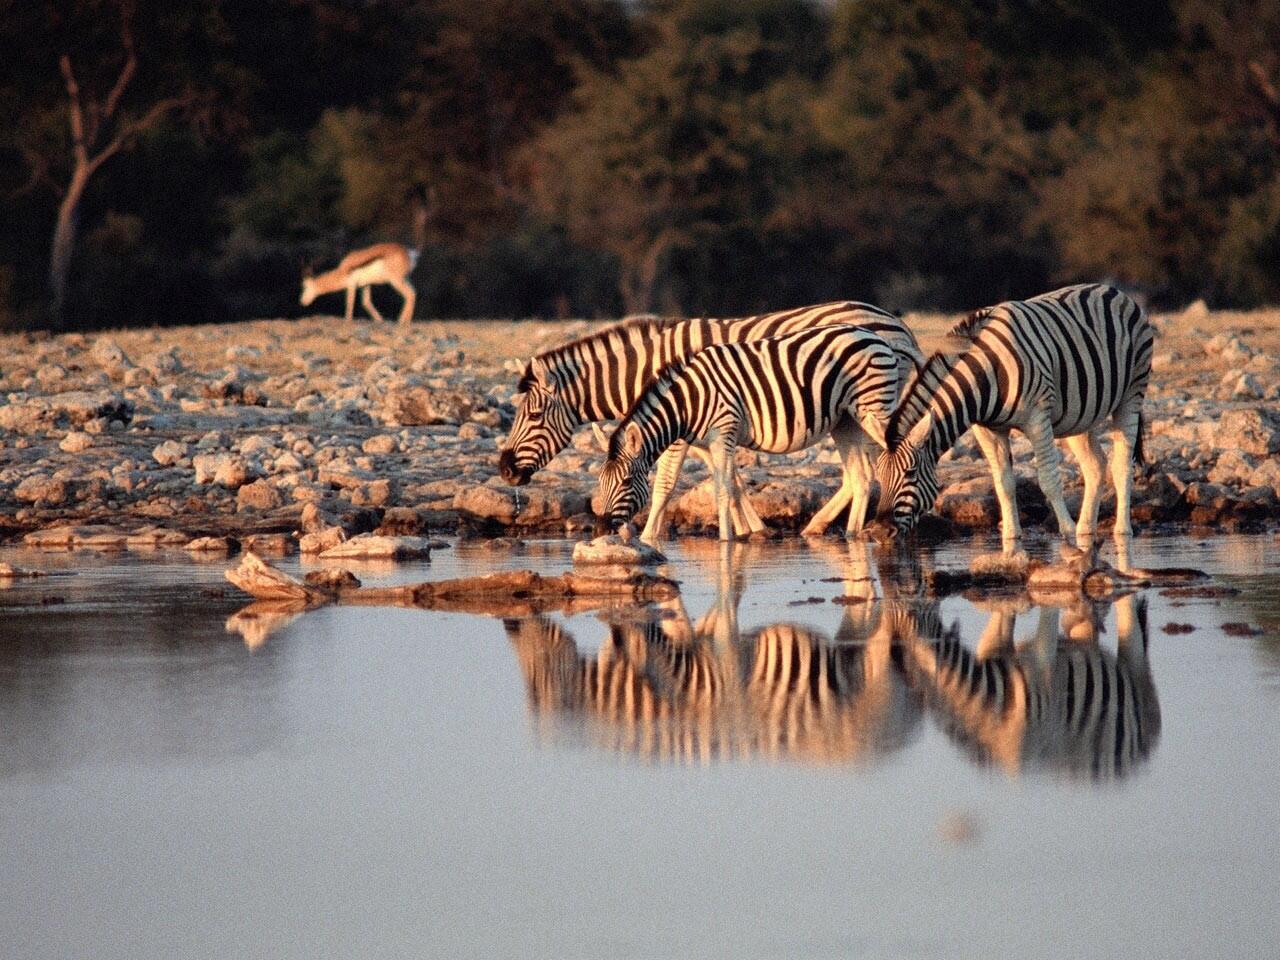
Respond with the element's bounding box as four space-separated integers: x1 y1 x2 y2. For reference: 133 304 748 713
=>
1248 61 1280 112
84 94 192 179
100 2 138 131
58 54 88 168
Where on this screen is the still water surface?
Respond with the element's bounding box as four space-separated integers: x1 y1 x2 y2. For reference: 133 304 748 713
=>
1 535 1278 959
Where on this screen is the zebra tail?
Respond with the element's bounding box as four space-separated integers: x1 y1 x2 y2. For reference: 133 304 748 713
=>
1134 410 1147 471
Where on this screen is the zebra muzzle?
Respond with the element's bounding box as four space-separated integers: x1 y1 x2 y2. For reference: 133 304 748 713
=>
497 449 532 486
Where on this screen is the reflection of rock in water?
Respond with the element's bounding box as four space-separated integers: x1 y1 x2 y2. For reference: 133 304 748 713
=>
898 595 1161 780
504 607 925 767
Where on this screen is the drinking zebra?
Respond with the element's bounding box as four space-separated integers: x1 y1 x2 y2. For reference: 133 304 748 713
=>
896 596 1160 780
596 325 902 540
498 302 922 542
873 283 1155 550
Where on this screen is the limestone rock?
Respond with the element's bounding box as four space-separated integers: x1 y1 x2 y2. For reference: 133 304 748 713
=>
299 525 347 555
1216 409 1280 457
380 387 478 426
511 486 590 523
362 434 399 455
237 479 284 512
125 526 191 548
15 474 69 505
572 533 666 567
152 440 189 466
185 536 236 554
375 506 427 536
193 453 257 488
454 485 519 524
23 524 120 548
58 431 94 453
0 390 133 433
318 533 432 560
91 337 133 373
1207 449 1258 487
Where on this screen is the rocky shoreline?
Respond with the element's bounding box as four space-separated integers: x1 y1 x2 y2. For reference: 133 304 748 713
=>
1 306 1278 554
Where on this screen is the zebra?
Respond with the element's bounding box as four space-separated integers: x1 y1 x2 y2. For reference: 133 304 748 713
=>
596 325 903 541
872 283 1155 553
498 302 923 542
502 572 922 766
896 595 1160 780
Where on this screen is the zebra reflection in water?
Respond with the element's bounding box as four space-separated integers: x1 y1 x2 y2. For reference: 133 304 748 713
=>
503 545 926 766
505 544 1160 777
898 594 1160 780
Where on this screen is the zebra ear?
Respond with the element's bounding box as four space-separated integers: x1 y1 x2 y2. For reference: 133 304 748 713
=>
622 421 644 457
905 413 933 449
861 415 889 450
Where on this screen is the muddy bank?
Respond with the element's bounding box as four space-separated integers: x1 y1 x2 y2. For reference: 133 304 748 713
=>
1 308 1278 550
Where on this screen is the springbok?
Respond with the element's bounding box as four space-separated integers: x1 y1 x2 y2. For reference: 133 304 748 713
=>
299 242 418 324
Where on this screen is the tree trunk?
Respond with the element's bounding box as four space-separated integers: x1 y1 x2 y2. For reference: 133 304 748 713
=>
49 166 88 328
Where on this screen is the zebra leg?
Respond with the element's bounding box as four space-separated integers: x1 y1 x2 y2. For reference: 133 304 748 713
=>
361 286 385 323
802 422 860 536
1065 431 1106 549
1022 411 1076 544
844 444 875 536
1107 401 1141 543
707 432 739 542
642 442 690 544
687 445 760 538
974 603 1017 659
971 425 1022 549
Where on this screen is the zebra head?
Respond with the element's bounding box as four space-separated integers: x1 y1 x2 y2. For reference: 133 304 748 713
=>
498 359 578 486
874 435 940 537
597 422 651 533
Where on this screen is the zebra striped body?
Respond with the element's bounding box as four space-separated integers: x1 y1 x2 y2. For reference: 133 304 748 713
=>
498 301 922 541
597 325 902 540
503 615 920 766
874 284 1155 550
897 597 1159 780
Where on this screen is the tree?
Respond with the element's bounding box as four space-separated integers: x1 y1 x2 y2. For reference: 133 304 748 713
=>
1034 0 1280 303
523 0 831 313
47 2 193 323
0 0 225 326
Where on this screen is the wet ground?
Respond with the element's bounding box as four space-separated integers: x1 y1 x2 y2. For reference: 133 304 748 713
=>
2 534 1278 959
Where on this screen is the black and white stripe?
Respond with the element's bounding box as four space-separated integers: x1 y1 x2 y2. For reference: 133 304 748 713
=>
874 283 1155 548
597 325 903 540
503 614 920 765
897 597 1159 780
498 301 922 541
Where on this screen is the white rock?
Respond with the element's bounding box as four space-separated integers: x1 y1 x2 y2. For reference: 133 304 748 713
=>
572 534 666 567
152 439 189 466
318 534 432 560
59 431 93 453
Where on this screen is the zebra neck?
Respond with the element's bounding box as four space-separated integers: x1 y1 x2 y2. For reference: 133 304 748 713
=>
918 364 986 460
547 317 720 422
630 399 692 472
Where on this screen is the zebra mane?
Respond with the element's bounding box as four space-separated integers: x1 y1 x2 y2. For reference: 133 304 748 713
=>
885 306 1001 446
946 305 999 343
532 316 680 386
607 356 688 460
886 348 962 447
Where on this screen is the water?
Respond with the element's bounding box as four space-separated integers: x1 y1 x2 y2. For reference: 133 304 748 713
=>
1 535 1278 959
